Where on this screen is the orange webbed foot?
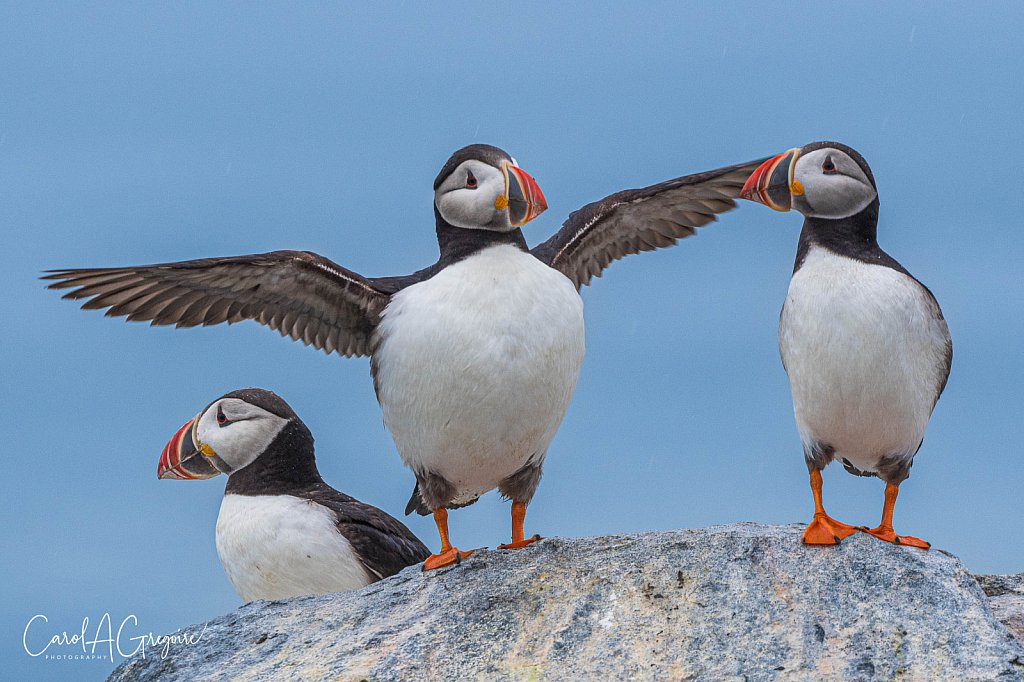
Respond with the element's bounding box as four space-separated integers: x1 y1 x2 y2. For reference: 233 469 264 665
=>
802 514 861 545
497 534 543 550
422 547 476 571
862 525 930 549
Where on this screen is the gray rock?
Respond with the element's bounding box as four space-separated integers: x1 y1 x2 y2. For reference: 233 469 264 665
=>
977 573 1024 643
108 523 1024 682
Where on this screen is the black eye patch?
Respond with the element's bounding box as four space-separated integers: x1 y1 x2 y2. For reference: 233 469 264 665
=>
465 170 477 188
822 155 837 174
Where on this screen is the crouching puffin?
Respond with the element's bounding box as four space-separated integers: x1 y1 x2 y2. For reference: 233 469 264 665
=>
740 142 952 548
158 388 430 601
46 144 766 569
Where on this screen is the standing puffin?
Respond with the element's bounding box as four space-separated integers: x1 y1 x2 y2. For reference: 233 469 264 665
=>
158 388 430 601
740 142 952 548
46 144 765 569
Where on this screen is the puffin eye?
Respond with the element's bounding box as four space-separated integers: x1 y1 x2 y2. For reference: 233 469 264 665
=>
216 407 229 426
465 170 478 189
822 155 837 174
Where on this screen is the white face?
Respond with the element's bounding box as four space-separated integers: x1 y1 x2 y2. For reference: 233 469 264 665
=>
792 147 877 220
434 159 514 231
194 398 289 474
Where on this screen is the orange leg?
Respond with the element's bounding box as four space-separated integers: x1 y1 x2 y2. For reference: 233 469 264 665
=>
861 482 930 549
422 508 475 571
497 501 543 550
802 469 861 545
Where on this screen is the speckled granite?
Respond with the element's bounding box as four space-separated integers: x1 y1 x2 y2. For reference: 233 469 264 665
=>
976 573 1024 644
108 523 1024 682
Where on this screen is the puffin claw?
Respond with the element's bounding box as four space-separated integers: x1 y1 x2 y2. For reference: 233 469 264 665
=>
862 525 930 549
498 534 543 550
802 514 860 545
422 547 476 571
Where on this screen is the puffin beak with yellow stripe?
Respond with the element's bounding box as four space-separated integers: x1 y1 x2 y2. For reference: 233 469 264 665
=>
158 413 221 480
497 161 547 227
740 147 803 212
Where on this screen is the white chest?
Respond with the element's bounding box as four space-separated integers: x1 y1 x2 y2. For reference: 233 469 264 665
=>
215 494 372 602
779 247 949 469
374 245 585 499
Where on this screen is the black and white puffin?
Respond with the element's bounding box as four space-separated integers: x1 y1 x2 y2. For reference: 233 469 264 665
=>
158 388 430 600
46 144 765 569
740 142 952 548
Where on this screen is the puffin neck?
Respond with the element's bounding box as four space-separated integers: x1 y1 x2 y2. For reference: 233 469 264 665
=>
224 420 324 496
434 206 528 267
793 198 902 274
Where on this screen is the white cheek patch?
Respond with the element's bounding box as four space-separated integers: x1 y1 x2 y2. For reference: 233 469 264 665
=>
794 150 877 220
434 160 511 231
436 183 504 228
797 173 877 219
195 401 289 473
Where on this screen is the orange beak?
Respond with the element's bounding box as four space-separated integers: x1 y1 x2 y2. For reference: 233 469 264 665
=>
740 148 802 212
502 163 547 226
158 416 219 480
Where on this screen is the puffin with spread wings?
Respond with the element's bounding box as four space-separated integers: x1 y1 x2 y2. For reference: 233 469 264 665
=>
46 144 764 570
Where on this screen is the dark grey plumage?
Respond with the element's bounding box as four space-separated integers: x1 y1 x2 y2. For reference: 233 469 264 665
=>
531 157 769 289
43 251 390 357
405 470 460 516
299 484 430 579
804 440 919 486
404 458 544 517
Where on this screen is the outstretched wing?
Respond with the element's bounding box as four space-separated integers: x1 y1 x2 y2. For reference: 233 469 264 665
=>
531 158 768 290
43 250 391 357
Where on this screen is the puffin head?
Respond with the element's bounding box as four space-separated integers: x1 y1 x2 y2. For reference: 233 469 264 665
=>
433 144 547 231
740 142 877 219
158 388 298 481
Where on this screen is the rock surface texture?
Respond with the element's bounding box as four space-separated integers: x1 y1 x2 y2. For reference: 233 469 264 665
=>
977 573 1024 644
108 523 1024 682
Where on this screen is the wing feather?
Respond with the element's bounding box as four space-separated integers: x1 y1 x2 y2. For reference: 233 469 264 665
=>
296 485 431 579
532 157 768 289
43 250 390 357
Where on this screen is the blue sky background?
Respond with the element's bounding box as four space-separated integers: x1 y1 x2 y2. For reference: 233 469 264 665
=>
3 2 1022 679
